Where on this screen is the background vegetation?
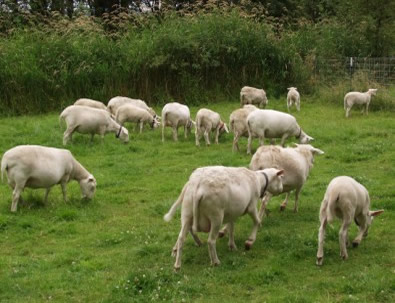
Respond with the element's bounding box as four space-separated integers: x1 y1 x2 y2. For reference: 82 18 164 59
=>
0 100 394 302
0 0 394 114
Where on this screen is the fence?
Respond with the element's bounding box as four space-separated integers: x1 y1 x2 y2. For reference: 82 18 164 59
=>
315 57 395 87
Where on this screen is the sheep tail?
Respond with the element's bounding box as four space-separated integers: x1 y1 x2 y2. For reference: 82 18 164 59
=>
163 182 189 222
321 192 338 223
192 189 202 233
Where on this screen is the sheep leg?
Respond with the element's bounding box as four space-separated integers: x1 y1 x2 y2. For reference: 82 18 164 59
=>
293 187 302 213
139 121 144 134
280 134 288 147
339 218 351 260
247 130 253 155
280 192 290 211
245 206 261 250
172 126 178 141
61 182 67 202
207 219 222 266
204 130 210 146
296 101 300 111
90 133 95 143
215 128 219 144
346 106 351 118
258 194 272 221
259 136 265 146
190 229 202 247
63 126 76 145
11 184 24 212
316 217 327 266
162 124 165 142
352 216 368 247
174 221 191 271
232 133 240 152
227 222 237 251
43 188 51 203
184 125 188 139
218 224 228 238
195 129 200 146
366 102 370 115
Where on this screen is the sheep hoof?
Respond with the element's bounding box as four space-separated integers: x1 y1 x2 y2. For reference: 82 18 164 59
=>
173 266 181 272
280 205 286 211
228 244 237 251
218 231 225 238
352 241 359 248
316 257 323 266
245 240 253 250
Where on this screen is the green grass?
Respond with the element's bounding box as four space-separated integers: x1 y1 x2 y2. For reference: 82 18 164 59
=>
0 100 394 302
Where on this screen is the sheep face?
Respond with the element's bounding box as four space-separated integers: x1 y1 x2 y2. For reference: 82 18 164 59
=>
299 131 314 144
118 127 129 143
80 175 97 200
219 122 229 136
368 88 378 96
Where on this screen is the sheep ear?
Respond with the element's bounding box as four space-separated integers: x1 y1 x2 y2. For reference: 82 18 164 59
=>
313 148 324 155
88 176 95 182
287 87 291 90
369 210 384 217
224 123 229 133
276 169 285 176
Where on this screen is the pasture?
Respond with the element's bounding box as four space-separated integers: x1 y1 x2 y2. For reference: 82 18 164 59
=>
0 100 394 302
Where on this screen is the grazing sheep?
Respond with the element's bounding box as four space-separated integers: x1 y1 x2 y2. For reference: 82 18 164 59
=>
195 108 229 146
107 96 157 118
287 87 300 112
316 176 384 266
240 86 268 108
60 105 129 145
250 144 324 214
246 109 314 154
161 102 195 142
1 145 96 212
344 89 377 118
163 166 284 270
115 104 160 134
74 98 108 112
229 105 258 152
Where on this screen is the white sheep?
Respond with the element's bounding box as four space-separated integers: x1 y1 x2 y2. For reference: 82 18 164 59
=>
195 108 229 146
229 105 258 152
163 166 284 270
344 89 377 118
107 96 157 118
74 98 109 112
60 105 129 145
246 109 313 154
316 176 384 266
250 144 324 214
161 102 195 142
240 86 268 108
115 104 160 134
1 145 97 212
287 87 300 112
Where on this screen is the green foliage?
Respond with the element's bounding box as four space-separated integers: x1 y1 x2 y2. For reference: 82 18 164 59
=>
0 101 394 302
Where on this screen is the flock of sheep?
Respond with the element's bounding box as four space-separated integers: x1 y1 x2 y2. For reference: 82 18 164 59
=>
0 85 383 270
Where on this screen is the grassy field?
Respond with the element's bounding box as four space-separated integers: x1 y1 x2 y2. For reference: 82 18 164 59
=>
0 100 394 302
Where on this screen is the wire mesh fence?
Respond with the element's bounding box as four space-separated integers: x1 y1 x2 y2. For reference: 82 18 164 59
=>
315 57 395 87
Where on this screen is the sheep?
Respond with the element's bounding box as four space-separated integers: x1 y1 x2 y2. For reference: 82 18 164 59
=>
195 108 229 146
74 98 108 112
246 109 314 154
161 102 195 142
250 144 324 214
163 166 284 270
316 176 384 266
344 89 377 118
240 86 268 108
287 87 300 112
229 105 258 152
60 105 129 145
115 104 160 134
107 96 158 119
1 145 97 212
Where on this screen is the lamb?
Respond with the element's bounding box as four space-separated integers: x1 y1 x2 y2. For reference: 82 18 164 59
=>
60 105 129 145
316 176 384 266
74 98 108 112
1 145 97 212
344 89 377 118
161 102 195 142
115 104 160 134
163 166 284 270
250 144 324 214
246 109 314 154
107 96 157 118
240 86 268 108
229 105 258 152
287 87 300 112
195 108 229 146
